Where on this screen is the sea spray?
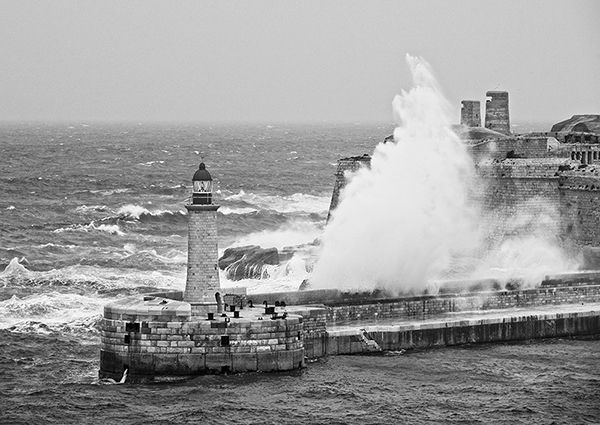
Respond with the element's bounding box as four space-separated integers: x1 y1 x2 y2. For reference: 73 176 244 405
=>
467 198 580 287
311 55 480 293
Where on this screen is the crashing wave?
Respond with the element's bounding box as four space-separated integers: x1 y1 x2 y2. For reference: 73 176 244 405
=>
0 257 184 290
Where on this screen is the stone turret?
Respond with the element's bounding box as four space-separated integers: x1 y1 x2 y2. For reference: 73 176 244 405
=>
485 91 510 135
460 100 481 127
184 163 221 314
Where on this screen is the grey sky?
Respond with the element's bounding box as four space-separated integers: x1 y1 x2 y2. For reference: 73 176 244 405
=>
1 0 598 123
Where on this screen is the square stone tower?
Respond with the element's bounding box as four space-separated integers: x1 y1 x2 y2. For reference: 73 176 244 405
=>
484 91 510 135
460 100 481 127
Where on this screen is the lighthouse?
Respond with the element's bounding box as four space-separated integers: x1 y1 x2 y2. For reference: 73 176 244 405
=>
184 163 221 314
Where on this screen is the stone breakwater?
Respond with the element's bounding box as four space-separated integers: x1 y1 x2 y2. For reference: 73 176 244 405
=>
256 274 600 359
325 304 600 356
99 274 600 380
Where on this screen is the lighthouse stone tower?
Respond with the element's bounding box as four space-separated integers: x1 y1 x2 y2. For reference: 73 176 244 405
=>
184 163 221 315
99 162 305 380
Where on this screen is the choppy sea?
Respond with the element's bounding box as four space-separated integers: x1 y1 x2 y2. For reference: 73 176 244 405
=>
0 122 598 424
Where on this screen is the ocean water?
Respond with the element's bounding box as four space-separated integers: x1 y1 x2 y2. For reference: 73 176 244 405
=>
1 122 598 424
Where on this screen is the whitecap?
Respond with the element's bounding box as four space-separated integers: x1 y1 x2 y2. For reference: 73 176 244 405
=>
223 190 329 215
75 204 108 214
53 221 125 236
219 206 259 215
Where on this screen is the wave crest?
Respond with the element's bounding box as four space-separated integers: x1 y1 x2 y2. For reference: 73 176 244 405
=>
224 190 329 215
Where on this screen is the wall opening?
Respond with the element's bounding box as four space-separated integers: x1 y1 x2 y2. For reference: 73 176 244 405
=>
125 322 140 333
221 335 230 346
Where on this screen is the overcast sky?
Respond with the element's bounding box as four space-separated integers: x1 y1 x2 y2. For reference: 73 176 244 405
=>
1 1 598 123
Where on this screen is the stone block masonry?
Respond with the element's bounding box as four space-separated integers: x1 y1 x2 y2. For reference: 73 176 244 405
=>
461 100 481 127
327 305 600 354
185 204 220 310
485 91 510 135
323 284 600 324
99 295 305 381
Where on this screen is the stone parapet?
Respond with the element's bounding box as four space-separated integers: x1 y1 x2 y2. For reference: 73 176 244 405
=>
325 285 600 324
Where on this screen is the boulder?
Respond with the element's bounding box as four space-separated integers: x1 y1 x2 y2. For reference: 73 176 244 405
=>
218 245 279 281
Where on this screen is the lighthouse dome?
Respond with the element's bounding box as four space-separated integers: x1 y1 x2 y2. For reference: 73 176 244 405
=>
193 163 212 181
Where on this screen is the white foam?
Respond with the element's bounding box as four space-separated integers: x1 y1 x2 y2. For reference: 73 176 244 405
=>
53 222 125 236
0 257 186 291
138 160 165 166
115 204 181 220
75 204 108 214
226 220 321 251
0 292 105 331
219 206 259 215
311 55 479 293
224 190 329 215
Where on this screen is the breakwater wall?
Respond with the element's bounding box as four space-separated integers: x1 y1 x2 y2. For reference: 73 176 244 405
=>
249 280 600 358
327 306 600 355
135 280 600 367
251 282 600 324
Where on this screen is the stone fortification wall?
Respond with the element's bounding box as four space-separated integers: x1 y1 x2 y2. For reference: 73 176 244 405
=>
518 131 599 144
327 154 370 221
468 137 558 162
326 153 600 246
472 159 565 241
485 91 510 135
460 100 481 127
559 171 600 245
